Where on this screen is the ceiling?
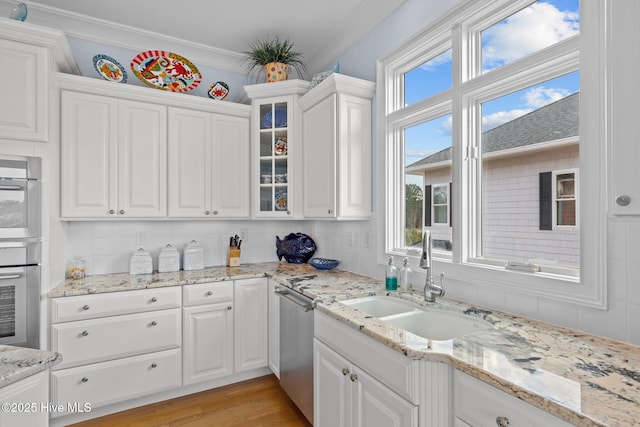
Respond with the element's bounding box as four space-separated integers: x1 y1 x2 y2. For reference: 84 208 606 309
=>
12 0 407 74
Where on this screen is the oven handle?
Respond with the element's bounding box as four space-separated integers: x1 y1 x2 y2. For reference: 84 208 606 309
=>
0 185 24 191
275 289 314 312
0 274 21 280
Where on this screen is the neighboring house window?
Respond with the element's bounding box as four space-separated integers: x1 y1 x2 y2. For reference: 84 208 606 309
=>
540 169 579 230
382 0 610 307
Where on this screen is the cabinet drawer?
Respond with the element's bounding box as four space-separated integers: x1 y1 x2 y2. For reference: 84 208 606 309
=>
51 287 181 322
51 348 181 416
314 311 419 404
454 371 572 427
52 308 181 370
183 281 233 306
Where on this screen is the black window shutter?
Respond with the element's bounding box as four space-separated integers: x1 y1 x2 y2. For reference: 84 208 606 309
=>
425 185 432 226
539 172 552 230
449 182 452 227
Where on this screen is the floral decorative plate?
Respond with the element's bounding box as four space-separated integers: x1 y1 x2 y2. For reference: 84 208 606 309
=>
208 82 229 100
93 54 127 83
130 50 201 92
275 189 288 211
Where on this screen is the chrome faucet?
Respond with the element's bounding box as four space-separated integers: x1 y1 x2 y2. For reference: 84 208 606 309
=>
419 230 445 302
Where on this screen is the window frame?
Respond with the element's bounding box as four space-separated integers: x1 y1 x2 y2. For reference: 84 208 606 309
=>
552 168 579 230
379 0 607 309
430 183 450 227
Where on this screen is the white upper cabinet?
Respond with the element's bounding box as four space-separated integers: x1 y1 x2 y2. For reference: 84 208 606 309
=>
239 80 311 219
168 108 250 218
61 90 167 218
300 74 374 220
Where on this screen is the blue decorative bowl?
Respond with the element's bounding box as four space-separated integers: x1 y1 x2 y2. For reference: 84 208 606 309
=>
309 258 340 271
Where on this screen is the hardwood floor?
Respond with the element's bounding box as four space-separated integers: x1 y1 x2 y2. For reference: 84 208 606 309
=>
69 375 312 427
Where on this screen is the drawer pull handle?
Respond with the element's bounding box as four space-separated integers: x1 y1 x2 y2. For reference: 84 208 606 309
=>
150 321 157 327
206 291 213 296
496 416 510 427
81 330 89 337
150 363 158 369
350 373 358 382
342 368 350 376
150 297 157 303
227 305 232 310
82 305 90 311
81 377 88 383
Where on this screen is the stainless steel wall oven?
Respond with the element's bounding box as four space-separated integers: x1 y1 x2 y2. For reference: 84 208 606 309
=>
0 155 41 349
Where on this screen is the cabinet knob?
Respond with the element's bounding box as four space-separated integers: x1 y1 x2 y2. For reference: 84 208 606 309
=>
108 209 115 214
213 210 218 215
150 321 157 327
82 304 90 311
81 377 89 383
342 367 350 376
206 290 213 296
350 373 358 382
328 209 333 214
80 330 89 337
150 297 157 303
227 305 232 310
496 416 510 427
150 363 158 369
205 210 211 215
616 194 631 206
286 210 291 215
119 209 125 214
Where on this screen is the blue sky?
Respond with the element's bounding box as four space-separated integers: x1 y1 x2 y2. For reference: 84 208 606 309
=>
404 0 580 170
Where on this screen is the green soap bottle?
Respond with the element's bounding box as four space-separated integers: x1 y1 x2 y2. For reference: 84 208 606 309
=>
385 256 398 291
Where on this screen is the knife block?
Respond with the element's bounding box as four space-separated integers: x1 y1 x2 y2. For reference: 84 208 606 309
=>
227 247 241 267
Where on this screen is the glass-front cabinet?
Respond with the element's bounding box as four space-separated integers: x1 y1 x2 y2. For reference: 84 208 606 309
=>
259 101 290 214
240 80 310 219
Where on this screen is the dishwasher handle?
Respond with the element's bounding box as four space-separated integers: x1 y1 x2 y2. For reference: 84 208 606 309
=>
275 289 314 312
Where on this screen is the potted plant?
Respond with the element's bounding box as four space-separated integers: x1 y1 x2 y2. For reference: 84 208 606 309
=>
243 36 308 82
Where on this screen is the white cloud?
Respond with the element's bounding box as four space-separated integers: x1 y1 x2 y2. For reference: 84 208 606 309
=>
482 109 532 132
524 86 570 108
482 1 579 70
419 50 452 72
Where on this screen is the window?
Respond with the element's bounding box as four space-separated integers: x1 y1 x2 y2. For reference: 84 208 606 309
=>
382 0 607 307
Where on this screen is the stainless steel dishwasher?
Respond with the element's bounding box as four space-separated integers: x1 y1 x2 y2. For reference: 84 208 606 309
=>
276 286 314 424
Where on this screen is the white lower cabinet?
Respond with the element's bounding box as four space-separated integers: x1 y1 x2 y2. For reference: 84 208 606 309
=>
314 339 418 427
454 370 572 427
234 278 268 372
50 287 182 417
268 279 280 378
0 371 49 427
182 282 234 386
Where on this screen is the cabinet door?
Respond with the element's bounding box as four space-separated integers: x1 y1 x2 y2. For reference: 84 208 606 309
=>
234 278 268 372
61 91 117 218
167 107 211 217
303 94 337 218
117 100 167 217
211 114 250 217
352 366 418 427
314 339 351 427
0 38 47 142
183 303 234 385
268 280 280 378
0 371 48 427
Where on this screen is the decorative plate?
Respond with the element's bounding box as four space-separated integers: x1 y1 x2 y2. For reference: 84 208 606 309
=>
208 81 229 100
130 50 201 92
261 108 287 128
276 233 317 264
275 189 288 211
274 137 288 156
93 54 127 83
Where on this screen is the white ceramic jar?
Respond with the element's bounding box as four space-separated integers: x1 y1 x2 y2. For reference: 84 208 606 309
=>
129 248 153 275
183 240 204 271
158 244 180 273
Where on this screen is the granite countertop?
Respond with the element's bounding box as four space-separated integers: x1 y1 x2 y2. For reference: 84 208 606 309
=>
49 262 640 427
0 346 61 389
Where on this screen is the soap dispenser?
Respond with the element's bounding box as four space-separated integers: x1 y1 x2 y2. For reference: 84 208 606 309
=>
385 256 398 291
398 257 412 291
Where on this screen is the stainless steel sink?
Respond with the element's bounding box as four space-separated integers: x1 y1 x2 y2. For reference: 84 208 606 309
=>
342 296 491 341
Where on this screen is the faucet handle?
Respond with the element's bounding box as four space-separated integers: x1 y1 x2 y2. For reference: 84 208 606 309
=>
439 272 445 297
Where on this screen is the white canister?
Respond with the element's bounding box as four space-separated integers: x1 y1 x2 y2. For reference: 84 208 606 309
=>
183 240 204 271
158 244 180 273
129 248 153 275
